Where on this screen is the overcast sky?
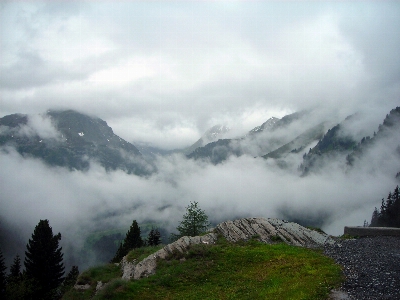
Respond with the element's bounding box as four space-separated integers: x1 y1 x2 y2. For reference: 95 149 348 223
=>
1 1 399 149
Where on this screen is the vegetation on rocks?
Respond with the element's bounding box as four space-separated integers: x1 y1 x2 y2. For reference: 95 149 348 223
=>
63 237 343 300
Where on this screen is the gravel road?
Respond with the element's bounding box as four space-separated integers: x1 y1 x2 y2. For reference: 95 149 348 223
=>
324 236 400 300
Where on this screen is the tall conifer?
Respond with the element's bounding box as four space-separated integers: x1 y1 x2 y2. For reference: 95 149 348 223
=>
0 249 6 298
24 219 65 300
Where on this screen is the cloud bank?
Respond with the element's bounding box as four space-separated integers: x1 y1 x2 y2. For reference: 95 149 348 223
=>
1 1 399 270
1 2 399 149
1 111 399 268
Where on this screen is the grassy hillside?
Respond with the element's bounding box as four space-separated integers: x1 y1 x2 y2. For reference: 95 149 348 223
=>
63 237 343 300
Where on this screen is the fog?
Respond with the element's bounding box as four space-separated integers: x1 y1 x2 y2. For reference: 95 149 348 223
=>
1 1 400 270
1 108 399 269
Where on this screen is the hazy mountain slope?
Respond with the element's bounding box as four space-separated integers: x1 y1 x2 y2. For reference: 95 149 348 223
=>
187 138 242 164
299 108 400 176
263 122 326 159
298 116 358 175
187 111 311 164
184 125 230 155
248 111 308 135
248 117 279 134
346 107 400 171
0 110 151 175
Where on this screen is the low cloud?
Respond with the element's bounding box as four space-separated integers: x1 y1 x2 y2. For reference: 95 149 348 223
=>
1 112 399 268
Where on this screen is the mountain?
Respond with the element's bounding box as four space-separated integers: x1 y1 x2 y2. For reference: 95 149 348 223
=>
263 122 326 159
247 111 308 136
187 138 242 164
187 111 312 164
184 124 230 155
0 110 152 175
346 107 400 169
248 117 279 134
299 107 400 176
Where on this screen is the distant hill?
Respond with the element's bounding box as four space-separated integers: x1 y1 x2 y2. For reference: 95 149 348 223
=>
299 107 400 176
0 110 152 175
187 111 312 164
263 122 326 159
184 124 231 155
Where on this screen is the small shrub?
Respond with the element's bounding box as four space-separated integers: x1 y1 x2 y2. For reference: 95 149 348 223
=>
164 248 185 261
270 235 284 242
76 264 122 286
126 245 163 263
186 244 211 258
93 279 128 299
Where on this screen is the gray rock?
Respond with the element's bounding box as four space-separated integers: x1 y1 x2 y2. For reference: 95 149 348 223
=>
215 218 334 247
74 283 90 290
95 281 104 293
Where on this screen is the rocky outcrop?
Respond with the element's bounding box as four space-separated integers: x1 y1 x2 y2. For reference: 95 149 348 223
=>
120 218 334 281
121 233 218 280
216 218 334 247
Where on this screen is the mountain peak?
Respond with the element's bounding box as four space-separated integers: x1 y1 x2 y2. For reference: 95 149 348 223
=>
0 109 150 175
249 117 280 134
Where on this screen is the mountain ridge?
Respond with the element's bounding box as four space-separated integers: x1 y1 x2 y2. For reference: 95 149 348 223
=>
0 109 151 175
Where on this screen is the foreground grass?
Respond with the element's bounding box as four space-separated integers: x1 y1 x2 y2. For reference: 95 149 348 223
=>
64 239 343 300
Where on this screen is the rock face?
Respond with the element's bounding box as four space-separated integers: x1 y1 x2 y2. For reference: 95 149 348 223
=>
121 233 218 280
120 218 334 281
216 218 334 247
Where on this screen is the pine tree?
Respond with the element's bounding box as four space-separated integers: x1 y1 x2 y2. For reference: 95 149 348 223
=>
8 255 22 283
24 219 65 300
147 228 162 246
393 185 400 226
111 220 143 263
370 186 400 228
124 220 143 250
370 207 379 227
111 242 125 263
60 265 79 295
0 249 6 298
174 201 210 239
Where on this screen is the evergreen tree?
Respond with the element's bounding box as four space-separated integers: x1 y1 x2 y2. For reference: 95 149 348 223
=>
8 255 22 283
60 265 79 295
124 220 143 250
370 207 379 227
370 186 400 228
111 242 125 263
111 220 143 263
24 219 65 300
0 249 6 298
393 185 400 226
173 201 210 240
147 228 162 246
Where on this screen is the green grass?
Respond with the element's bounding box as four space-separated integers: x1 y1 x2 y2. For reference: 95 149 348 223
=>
126 245 164 262
77 238 344 300
63 264 122 299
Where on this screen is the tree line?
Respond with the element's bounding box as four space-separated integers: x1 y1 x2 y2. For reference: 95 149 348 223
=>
370 185 400 227
1 201 210 299
110 201 210 262
0 219 78 299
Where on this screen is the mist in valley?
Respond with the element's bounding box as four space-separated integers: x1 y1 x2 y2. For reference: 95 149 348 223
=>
1 1 400 271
